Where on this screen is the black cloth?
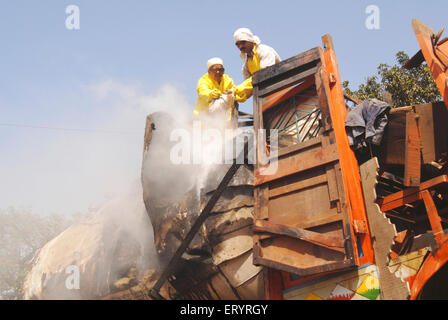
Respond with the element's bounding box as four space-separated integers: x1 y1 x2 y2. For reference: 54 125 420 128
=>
345 98 390 150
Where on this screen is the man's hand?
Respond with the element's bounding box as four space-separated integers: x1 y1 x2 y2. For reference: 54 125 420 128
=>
210 89 221 99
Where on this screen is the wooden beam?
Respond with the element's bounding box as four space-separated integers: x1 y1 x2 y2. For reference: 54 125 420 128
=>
404 111 421 186
378 175 448 212
253 47 321 85
268 173 328 198
255 143 339 185
253 220 345 252
273 135 322 159
258 66 318 98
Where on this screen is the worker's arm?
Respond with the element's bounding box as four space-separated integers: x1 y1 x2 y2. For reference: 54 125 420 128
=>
242 62 251 80
197 77 220 104
234 77 253 102
258 44 281 69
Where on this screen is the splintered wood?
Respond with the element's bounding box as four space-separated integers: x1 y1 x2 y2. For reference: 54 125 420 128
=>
360 158 410 300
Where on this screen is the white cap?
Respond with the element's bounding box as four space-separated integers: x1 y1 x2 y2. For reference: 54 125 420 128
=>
207 57 224 70
233 28 261 45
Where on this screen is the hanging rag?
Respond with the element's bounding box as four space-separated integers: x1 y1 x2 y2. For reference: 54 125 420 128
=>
345 98 390 150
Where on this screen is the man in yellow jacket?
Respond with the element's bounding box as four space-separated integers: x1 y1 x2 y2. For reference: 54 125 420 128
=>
194 57 247 122
233 28 281 99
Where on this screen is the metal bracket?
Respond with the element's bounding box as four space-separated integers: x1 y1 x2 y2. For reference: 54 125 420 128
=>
353 219 368 234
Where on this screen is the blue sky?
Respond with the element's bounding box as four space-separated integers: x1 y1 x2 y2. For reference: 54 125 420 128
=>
0 1 446 215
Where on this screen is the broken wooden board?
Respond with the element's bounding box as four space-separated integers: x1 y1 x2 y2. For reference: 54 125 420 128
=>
380 102 448 167
359 157 410 299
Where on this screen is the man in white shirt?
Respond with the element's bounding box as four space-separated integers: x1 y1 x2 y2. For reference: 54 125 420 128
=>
233 28 281 98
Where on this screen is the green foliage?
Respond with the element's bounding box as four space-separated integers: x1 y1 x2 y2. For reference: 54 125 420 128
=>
343 51 441 107
0 208 78 299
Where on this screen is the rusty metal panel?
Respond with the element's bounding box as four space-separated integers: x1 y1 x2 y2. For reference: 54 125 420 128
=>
252 39 359 277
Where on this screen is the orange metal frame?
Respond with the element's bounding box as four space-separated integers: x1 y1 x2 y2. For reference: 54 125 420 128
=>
378 175 448 299
263 35 375 299
266 19 448 300
412 19 448 108
320 35 374 266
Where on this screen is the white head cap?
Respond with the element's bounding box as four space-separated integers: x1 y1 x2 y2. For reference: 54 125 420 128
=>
233 28 261 45
207 57 224 70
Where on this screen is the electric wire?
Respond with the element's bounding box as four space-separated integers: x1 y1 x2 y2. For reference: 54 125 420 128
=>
0 123 139 135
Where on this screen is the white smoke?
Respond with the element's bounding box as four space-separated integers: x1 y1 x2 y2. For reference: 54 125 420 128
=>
20 80 251 299
20 81 195 299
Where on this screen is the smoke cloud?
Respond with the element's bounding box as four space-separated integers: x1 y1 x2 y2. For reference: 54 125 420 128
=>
15 80 195 299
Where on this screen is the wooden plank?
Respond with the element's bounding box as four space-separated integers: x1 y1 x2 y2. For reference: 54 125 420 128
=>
421 190 445 245
359 157 410 299
431 102 448 162
380 182 448 213
389 106 413 114
321 134 340 203
253 85 266 171
314 67 332 131
256 216 343 241
403 50 424 69
415 103 435 164
325 167 340 202
268 173 327 198
379 175 448 208
258 66 318 97
333 162 345 214
267 181 330 224
254 220 345 251
294 208 342 230
416 102 448 164
253 47 321 85
380 111 407 165
274 136 322 159
255 143 339 185
382 102 448 166
254 185 269 220
404 111 421 186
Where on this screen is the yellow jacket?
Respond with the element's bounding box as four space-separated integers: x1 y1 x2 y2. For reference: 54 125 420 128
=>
194 74 247 116
238 44 282 95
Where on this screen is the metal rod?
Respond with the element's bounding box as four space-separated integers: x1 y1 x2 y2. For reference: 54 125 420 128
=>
310 121 322 138
294 96 301 144
302 111 321 142
270 100 290 129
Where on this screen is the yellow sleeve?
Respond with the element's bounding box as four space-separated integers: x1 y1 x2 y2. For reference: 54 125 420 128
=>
197 75 215 104
234 77 253 103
